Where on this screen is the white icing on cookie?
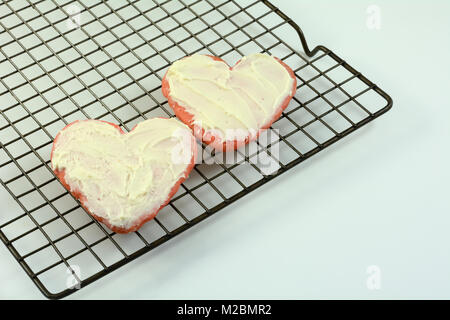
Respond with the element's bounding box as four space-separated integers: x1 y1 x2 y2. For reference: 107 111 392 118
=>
51 118 194 229
165 53 294 141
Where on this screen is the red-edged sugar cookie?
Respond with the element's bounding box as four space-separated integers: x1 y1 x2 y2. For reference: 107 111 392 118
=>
162 53 297 151
51 118 196 233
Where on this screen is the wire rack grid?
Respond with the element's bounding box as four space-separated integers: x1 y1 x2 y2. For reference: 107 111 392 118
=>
0 0 392 299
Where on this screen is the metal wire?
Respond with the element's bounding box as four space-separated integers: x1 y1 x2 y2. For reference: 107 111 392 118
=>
0 0 392 299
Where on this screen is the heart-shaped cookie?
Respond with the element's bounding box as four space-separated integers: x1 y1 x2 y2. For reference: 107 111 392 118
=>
162 53 297 151
51 118 196 233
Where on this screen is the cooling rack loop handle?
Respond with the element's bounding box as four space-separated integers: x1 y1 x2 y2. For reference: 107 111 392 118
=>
290 21 322 58
262 0 322 57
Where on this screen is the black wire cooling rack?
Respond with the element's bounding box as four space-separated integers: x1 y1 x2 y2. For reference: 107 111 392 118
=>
0 0 392 299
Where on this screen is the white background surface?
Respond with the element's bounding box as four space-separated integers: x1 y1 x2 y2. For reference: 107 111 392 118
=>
1 0 450 299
